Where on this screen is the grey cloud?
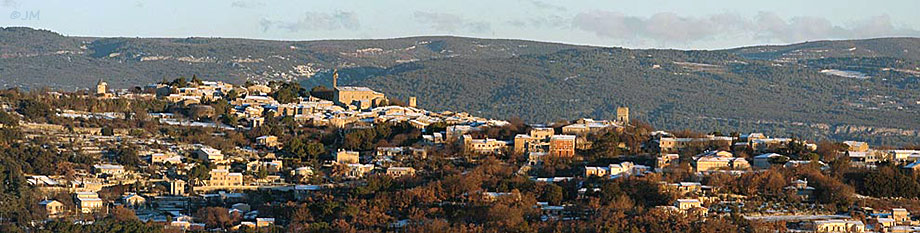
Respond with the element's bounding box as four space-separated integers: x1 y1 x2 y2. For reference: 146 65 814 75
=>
572 10 920 45
413 11 491 34
643 12 745 43
231 0 265 9
261 11 360 32
753 12 848 42
572 11 749 43
507 20 527 28
2 0 19 8
849 15 899 37
571 11 639 39
849 15 920 39
521 0 566 11
508 15 569 29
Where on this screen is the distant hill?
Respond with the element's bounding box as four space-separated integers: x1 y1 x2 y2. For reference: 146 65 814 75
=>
728 37 920 61
0 27 581 89
2 27 919 145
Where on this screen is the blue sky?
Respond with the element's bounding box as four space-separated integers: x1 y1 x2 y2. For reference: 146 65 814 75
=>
2 0 919 49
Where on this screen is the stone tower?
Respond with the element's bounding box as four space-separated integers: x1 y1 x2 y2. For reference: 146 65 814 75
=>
332 69 338 89
408 96 417 108
616 106 629 124
96 79 107 95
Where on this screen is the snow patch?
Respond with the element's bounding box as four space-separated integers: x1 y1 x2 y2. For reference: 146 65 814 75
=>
820 69 870 80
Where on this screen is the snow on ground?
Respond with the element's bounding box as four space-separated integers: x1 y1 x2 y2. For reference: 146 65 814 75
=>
743 214 851 222
820 69 870 80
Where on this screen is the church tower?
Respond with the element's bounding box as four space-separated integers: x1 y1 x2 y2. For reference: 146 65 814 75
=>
332 69 338 89
408 96 417 108
96 79 108 95
616 106 629 124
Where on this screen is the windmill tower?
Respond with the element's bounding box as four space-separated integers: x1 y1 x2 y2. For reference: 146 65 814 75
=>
96 79 108 95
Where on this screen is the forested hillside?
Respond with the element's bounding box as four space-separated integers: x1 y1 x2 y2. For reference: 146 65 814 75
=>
2 27 919 145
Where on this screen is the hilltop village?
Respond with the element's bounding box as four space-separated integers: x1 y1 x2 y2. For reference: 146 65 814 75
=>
1 74 920 233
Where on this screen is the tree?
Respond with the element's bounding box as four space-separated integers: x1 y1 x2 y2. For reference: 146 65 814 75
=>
588 131 621 160
188 164 212 184
188 105 216 121
110 205 139 222
170 77 188 88
801 169 855 210
863 166 920 198
16 99 53 121
541 184 564 205
816 141 846 161
767 155 790 165
354 175 393 196
0 111 18 126
286 136 325 161
485 203 529 231
255 168 269 179
798 153 820 161
225 89 240 100
309 85 333 100
112 145 141 169
271 82 305 104
196 207 238 228
220 113 239 126
101 127 114 136
190 74 203 85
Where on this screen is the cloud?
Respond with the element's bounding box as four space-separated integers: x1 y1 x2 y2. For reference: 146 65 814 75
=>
261 11 360 32
572 11 920 46
752 12 848 42
1 0 19 8
413 11 491 34
520 0 566 12
848 15 920 39
507 15 569 29
572 11 750 44
231 0 265 9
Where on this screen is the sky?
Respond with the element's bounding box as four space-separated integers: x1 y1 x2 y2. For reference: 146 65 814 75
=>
1 0 919 49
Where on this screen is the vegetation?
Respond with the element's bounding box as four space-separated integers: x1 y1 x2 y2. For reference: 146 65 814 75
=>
3 27 919 145
3 28 920 232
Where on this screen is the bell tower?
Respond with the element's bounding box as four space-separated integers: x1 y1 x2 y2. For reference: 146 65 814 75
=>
332 69 338 89
616 106 629 124
408 96 417 108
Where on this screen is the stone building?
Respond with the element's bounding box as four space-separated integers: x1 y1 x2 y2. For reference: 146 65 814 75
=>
616 106 629 124
336 150 360 164
96 79 108 95
513 127 555 154
549 135 576 157
386 167 416 177
169 180 186 196
331 71 386 110
208 169 243 187
811 220 865 233
39 200 64 218
256 136 279 148
692 151 751 172
75 191 103 213
463 135 510 154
